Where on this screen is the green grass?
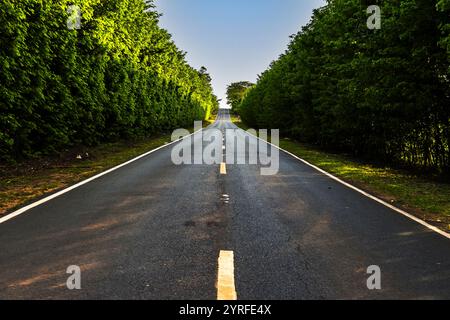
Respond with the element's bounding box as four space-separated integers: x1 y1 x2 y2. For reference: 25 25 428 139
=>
230 114 242 123
233 120 450 232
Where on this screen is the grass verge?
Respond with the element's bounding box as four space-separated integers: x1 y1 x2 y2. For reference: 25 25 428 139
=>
233 120 450 233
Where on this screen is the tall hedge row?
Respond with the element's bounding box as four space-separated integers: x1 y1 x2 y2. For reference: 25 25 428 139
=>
239 0 450 173
0 0 219 161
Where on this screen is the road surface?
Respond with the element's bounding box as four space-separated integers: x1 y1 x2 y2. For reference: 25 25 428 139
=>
0 110 449 299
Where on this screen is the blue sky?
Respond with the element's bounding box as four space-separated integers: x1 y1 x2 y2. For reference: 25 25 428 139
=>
154 0 325 108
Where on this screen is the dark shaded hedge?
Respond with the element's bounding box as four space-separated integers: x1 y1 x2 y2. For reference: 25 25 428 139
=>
239 0 450 173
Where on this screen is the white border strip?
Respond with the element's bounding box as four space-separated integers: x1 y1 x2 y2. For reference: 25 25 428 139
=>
0 131 199 225
239 128 450 240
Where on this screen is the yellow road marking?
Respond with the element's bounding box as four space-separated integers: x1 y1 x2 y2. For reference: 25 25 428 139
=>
220 162 227 175
217 250 237 300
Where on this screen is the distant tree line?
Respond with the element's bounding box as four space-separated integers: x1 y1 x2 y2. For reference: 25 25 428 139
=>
237 0 450 173
0 0 219 161
226 81 254 114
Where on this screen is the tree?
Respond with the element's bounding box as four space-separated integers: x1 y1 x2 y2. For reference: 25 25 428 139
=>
226 81 254 113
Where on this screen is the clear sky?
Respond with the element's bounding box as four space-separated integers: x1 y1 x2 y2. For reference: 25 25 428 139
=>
154 0 325 108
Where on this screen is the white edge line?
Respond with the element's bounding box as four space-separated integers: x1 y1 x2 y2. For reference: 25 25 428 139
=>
0 130 200 225
238 127 450 240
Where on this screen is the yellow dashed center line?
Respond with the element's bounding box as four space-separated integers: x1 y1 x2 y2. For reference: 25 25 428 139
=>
220 162 227 175
217 250 237 300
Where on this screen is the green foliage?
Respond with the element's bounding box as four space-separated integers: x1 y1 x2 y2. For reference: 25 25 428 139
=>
226 81 254 113
438 0 450 70
239 0 450 173
0 0 219 161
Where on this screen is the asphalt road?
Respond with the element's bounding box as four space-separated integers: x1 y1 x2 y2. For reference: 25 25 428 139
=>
0 110 449 300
